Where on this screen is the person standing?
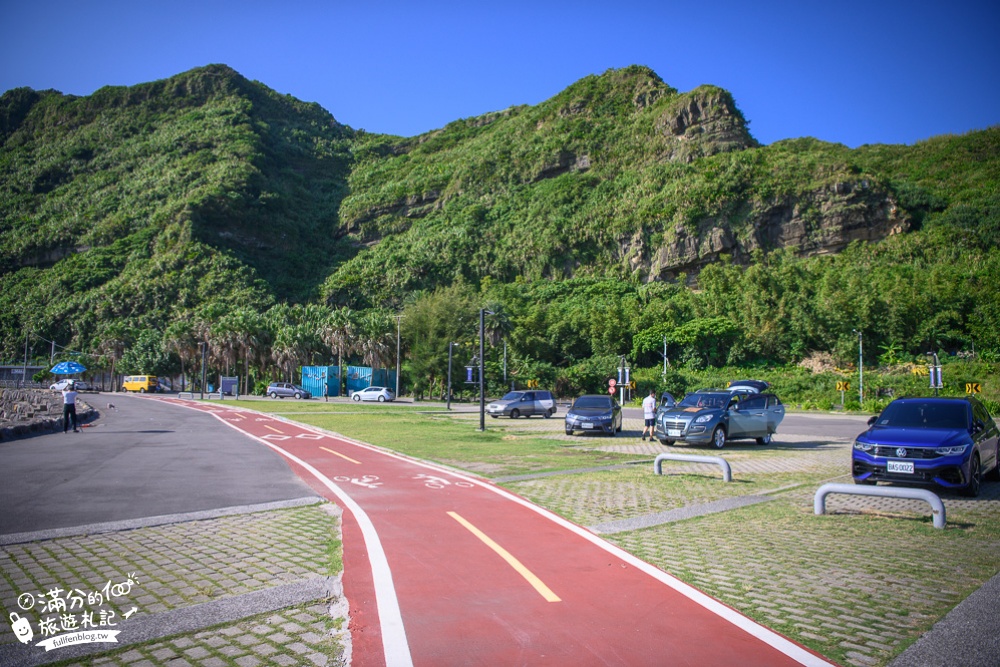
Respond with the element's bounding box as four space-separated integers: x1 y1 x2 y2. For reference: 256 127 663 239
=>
62 381 79 433
641 389 657 441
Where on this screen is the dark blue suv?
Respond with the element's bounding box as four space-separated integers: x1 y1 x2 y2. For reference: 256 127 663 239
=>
852 396 1000 497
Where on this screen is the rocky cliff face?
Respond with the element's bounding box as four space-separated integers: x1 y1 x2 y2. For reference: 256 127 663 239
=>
648 179 909 279
654 86 758 163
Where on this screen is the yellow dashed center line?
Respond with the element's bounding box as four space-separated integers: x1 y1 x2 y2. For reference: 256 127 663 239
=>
263 425 284 433
320 446 362 464
447 511 561 602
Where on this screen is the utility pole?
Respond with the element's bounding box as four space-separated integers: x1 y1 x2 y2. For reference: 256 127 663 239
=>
395 314 401 398
479 309 485 430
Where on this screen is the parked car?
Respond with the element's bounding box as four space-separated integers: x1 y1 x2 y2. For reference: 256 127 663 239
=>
852 396 1000 497
487 390 556 418
267 382 311 399
654 390 785 448
49 379 76 391
72 380 92 391
352 386 395 402
122 375 159 393
565 394 623 436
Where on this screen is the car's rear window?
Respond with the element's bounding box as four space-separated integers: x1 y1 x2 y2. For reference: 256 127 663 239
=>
877 401 969 429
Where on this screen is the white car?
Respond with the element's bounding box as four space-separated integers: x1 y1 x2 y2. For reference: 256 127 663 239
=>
49 379 76 391
352 386 395 402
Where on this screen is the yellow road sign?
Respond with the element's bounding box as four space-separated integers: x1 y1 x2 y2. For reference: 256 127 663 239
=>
836 381 850 392
966 382 982 394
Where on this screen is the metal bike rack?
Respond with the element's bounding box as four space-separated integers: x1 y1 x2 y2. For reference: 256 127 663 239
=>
654 453 732 482
813 483 946 529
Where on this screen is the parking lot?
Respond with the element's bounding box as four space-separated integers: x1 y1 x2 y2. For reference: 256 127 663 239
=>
456 408 1000 667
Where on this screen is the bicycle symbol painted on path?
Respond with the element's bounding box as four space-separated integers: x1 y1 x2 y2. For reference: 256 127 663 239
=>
333 474 383 489
413 473 474 490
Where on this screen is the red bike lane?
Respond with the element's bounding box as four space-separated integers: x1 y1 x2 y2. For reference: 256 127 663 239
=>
163 398 836 667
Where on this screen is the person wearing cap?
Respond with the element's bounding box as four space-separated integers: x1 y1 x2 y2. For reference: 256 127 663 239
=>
641 389 657 441
62 381 79 433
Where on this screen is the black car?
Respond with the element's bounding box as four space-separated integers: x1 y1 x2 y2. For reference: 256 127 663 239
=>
565 394 623 436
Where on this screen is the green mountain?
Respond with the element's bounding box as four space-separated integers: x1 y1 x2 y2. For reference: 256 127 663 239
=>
1 64 998 368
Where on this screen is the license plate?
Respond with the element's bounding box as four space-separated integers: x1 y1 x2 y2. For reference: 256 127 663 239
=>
582 423 594 429
667 429 682 437
888 461 914 474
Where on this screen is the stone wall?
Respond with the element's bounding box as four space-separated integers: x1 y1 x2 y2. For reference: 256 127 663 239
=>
0 389 95 441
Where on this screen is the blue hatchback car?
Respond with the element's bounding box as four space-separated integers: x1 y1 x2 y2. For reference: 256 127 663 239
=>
852 396 1000 497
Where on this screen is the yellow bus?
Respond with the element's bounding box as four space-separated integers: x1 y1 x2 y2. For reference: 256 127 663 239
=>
122 375 159 393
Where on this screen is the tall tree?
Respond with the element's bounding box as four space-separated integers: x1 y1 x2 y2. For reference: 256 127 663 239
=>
320 307 357 395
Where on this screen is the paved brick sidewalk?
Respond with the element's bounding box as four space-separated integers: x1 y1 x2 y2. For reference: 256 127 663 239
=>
0 503 348 667
494 420 1000 667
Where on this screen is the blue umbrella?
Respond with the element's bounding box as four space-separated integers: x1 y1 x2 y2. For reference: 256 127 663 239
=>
51 361 87 375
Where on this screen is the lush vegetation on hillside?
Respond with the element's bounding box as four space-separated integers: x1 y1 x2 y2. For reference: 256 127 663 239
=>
2 64 998 403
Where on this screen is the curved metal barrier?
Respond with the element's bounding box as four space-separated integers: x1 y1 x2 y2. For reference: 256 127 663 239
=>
654 453 732 482
813 483 946 529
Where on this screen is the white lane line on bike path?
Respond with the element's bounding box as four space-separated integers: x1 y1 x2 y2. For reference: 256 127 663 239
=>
207 410 414 667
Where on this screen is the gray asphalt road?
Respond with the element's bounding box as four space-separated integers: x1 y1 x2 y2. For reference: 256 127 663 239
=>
0 394 316 535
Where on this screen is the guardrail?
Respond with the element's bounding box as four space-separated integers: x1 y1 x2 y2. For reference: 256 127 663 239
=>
175 391 224 400
813 483 946 529
654 453 732 482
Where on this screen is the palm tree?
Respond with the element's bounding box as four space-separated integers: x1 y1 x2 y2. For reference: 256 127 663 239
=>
164 320 198 391
319 308 357 396
482 301 513 347
208 318 240 378
357 310 396 378
96 322 129 391
271 325 312 382
220 308 268 394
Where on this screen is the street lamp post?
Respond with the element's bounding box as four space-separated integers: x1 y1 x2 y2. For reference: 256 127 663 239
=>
478 308 495 431
852 329 863 406
200 342 208 400
447 342 456 410
395 314 401 398
926 351 942 396
661 334 668 381
21 329 29 389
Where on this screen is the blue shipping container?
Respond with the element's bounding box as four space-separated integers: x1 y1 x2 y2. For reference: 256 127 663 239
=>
347 366 396 396
301 366 341 397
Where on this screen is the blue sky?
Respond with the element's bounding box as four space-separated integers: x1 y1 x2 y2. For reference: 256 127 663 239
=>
2 1 998 147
